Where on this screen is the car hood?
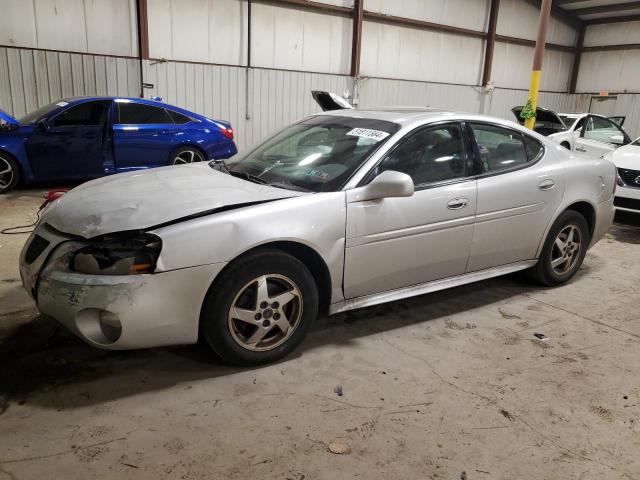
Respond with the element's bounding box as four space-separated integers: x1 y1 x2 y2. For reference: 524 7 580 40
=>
607 144 640 170
0 109 20 126
42 163 305 238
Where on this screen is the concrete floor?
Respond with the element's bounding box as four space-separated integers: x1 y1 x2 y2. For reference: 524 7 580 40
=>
1 188 640 480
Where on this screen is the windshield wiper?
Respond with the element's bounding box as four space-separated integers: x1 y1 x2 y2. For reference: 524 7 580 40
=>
209 160 267 185
209 159 229 172
266 181 311 192
209 160 309 191
228 170 268 185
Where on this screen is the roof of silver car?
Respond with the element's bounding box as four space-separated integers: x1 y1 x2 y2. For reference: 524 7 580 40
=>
316 107 455 123
315 107 536 136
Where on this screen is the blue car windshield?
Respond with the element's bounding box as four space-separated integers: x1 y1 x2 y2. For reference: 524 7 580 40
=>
19 102 64 124
223 115 399 192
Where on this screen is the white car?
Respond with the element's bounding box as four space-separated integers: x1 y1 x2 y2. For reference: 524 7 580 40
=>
603 138 640 214
20 107 616 365
512 107 631 157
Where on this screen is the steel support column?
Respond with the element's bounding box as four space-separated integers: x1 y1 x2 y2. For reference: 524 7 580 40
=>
569 24 585 94
350 0 363 77
482 0 500 87
524 0 552 130
136 0 149 98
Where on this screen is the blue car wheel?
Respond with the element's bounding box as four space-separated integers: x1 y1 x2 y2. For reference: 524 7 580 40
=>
0 154 19 193
170 146 206 165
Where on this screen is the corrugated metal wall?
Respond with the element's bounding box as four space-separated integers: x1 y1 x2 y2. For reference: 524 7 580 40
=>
2 0 637 151
578 20 640 95
2 46 636 151
0 47 140 119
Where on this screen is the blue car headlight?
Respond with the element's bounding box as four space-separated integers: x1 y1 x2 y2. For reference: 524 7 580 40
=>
70 233 162 275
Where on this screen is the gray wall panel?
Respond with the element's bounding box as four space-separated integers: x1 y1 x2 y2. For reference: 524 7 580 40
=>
0 47 140 118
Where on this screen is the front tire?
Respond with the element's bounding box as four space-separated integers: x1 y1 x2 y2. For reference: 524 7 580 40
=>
200 250 319 366
530 210 589 286
0 154 19 194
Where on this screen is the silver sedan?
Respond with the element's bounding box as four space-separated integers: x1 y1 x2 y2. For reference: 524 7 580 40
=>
20 108 616 365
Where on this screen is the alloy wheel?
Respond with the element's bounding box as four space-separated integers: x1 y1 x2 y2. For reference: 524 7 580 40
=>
228 274 303 352
0 157 14 189
173 149 203 164
551 224 582 275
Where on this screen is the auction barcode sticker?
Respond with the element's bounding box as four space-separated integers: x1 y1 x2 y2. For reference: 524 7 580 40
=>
346 128 390 142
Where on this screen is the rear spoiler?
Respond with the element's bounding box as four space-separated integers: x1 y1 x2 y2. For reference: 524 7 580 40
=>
311 91 353 111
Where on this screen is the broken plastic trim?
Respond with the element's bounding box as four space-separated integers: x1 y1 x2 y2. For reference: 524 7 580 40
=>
62 198 288 275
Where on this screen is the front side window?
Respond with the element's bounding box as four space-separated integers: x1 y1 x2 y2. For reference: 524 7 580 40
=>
224 115 399 192
51 101 110 127
470 124 530 173
117 103 173 124
583 116 629 145
375 124 467 187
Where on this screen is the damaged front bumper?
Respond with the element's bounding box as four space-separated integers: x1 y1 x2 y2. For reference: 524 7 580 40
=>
20 224 226 349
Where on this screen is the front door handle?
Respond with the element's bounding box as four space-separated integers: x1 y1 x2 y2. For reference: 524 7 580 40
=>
447 197 468 210
575 147 587 152
538 179 556 191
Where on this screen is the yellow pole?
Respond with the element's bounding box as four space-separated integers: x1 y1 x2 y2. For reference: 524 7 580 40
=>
524 0 552 131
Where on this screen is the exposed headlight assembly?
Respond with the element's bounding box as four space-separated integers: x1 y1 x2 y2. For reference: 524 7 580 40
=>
70 233 162 275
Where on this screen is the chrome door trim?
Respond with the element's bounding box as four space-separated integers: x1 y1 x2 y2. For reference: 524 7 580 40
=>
345 214 475 248
330 259 537 315
473 202 544 223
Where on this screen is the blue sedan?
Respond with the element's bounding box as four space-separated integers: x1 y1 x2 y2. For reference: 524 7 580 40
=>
0 97 237 193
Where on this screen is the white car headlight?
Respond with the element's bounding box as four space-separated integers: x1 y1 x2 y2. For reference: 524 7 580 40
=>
70 233 162 275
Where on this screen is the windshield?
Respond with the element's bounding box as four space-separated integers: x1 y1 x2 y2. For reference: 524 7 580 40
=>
18 101 65 124
223 115 399 192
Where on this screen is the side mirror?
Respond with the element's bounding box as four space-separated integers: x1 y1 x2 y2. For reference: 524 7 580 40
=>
38 119 50 130
611 134 624 145
349 170 414 202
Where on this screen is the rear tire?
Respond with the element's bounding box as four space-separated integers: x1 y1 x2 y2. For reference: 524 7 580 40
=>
170 146 206 165
0 153 19 194
530 210 589 286
200 250 319 366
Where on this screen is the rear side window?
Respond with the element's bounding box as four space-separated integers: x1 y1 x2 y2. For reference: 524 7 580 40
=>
52 101 110 127
167 109 192 124
524 135 543 161
470 123 530 174
117 103 173 124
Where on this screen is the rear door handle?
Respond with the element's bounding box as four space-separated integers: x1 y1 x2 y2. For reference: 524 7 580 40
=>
538 179 556 191
447 197 468 210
